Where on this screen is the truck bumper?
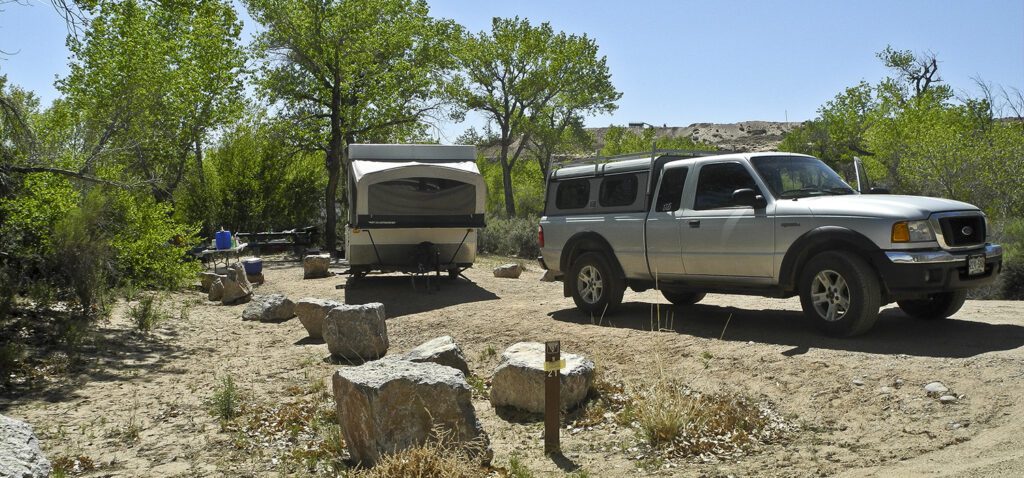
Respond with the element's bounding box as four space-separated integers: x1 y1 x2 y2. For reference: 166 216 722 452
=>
877 244 1003 297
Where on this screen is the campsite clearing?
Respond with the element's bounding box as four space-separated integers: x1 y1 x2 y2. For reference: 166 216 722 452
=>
3 255 1024 477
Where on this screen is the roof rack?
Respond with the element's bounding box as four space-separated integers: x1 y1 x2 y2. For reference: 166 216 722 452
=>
555 148 726 168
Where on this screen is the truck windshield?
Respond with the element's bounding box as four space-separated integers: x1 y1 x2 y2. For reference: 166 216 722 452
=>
751 156 855 199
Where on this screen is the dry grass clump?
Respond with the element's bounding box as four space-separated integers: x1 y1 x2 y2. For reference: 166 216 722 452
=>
356 427 489 478
632 380 790 460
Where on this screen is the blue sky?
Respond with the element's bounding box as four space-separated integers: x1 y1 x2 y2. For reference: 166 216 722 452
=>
2 0 1022 142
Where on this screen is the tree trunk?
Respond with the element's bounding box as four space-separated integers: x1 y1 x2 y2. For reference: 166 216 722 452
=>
499 141 516 217
194 136 205 186
324 85 344 256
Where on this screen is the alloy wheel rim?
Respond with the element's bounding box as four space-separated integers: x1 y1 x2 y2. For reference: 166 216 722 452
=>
577 265 603 304
810 269 850 322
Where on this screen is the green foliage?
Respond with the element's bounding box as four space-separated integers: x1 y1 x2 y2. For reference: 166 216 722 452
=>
108 191 200 289
506 453 534 478
600 126 716 157
246 0 461 251
210 374 241 421
479 216 540 258
128 294 167 333
457 16 620 216
478 156 545 217
176 113 326 235
779 46 1024 220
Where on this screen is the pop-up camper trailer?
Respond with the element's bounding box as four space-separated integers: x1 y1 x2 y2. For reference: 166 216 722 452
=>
345 144 485 277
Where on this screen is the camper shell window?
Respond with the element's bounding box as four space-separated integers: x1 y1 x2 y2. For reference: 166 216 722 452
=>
555 179 591 210
599 174 638 207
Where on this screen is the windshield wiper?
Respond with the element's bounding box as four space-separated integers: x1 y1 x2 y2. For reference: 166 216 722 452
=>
826 187 856 195
779 187 824 199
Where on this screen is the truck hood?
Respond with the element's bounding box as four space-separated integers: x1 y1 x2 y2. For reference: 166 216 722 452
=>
789 194 979 219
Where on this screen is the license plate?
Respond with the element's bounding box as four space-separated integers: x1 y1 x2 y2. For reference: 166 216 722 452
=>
967 254 985 276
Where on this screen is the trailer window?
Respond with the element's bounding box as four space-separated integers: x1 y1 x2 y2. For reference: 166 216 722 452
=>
367 178 475 216
599 174 638 207
555 179 590 210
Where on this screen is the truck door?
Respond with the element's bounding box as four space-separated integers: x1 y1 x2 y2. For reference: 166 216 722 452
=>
680 161 775 279
644 166 690 279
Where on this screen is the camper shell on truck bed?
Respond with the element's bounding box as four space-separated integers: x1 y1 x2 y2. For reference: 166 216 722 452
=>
345 144 486 278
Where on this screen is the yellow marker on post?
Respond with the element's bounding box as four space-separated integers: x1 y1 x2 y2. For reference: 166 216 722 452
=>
543 359 566 372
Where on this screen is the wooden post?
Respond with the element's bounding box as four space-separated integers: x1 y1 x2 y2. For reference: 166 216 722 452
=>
544 340 562 454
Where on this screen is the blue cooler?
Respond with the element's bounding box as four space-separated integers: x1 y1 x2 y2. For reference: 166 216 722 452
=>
242 258 263 275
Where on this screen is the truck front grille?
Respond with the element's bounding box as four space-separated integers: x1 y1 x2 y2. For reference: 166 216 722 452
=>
937 215 985 248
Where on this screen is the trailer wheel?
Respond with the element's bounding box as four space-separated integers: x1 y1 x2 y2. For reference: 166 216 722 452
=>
569 252 624 315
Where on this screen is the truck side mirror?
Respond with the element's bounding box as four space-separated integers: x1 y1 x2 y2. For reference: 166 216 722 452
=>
732 188 767 208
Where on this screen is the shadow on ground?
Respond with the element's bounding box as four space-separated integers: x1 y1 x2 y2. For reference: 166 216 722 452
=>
548 301 1024 359
344 275 499 318
0 312 207 410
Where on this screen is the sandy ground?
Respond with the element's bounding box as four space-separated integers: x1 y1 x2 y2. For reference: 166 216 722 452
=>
3 255 1024 477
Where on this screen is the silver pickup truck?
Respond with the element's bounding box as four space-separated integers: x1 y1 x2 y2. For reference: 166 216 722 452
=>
538 151 1003 336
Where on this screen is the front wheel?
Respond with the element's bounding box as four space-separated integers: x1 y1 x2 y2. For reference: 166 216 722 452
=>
799 251 881 337
569 252 624 315
897 291 967 319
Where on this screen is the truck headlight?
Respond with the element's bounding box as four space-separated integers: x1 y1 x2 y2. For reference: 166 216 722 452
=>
892 220 935 243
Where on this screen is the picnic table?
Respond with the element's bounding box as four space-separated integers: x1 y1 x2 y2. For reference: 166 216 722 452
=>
199 243 247 271
235 226 319 256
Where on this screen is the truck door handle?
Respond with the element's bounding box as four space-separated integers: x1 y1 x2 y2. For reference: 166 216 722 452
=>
688 220 701 228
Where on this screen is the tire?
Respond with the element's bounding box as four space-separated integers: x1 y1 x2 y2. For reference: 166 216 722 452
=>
661 289 706 306
897 291 967 319
799 251 881 337
447 267 461 281
569 252 624 315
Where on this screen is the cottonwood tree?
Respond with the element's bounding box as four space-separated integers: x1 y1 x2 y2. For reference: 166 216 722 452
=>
246 0 460 253
456 17 619 217
56 0 245 200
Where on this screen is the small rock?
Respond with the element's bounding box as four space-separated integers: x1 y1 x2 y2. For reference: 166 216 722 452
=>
303 254 331 279
0 414 51 478
924 382 949 396
246 273 265 285
403 336 470 376
894 378 904 388
852 379 864 386
939 395 958 404
199 272 223 292
241 294 295 322
490 342 595 414
208 278 224 301
880 386 894 394
295 298 343 339
539 269 558 282
493 263 523 279
323 303 388 361
221 263 253 305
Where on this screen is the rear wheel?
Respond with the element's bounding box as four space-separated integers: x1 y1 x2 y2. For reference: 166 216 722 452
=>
661 289 706 306
897 291 967 319
569 252 624 315
799 251 881 336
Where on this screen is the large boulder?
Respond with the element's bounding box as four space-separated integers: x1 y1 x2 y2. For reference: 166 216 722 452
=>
303 254 331 279
492 263 523 279
403 336 470 376
489 342 595 414
221 263 252 305
241 294 295 322
208 278 224 302
332 360 491 466
323 303 388 361
0 414 51 478
295 298 343 339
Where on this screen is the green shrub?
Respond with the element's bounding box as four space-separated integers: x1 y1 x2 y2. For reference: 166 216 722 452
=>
1000 259 1024 300
129 295 167 333
210 375 241 420
479 216 539 258
108 191 200 290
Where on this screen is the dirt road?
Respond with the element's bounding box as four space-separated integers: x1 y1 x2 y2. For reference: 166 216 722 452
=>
4 256 1023 477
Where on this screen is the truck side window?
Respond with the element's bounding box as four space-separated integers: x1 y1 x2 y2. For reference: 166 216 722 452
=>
694 162 760 210
599 174 638 207
655 167 688 212
555 179 590 210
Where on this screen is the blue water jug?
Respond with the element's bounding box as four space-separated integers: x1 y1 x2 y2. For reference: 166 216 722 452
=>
215 230 233 250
